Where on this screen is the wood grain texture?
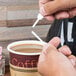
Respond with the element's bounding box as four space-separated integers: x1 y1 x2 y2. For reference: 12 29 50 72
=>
0 20 7 26
7 19 51 27
0 25 50 41
7 5 38 11
0 0 38 6
0 5 51 27
0 19 51 27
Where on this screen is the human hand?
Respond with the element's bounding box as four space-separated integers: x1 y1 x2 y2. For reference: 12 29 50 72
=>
38 37 76 76
39 0 76 21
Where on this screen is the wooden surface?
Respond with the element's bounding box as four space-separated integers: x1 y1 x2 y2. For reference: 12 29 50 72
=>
0 25 50 41
7 19 51 27
0 1 51 27
0 0 38 6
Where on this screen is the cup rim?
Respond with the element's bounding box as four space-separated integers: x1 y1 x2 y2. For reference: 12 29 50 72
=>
7 40 46 55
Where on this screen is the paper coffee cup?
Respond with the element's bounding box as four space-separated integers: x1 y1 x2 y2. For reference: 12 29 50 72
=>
7 40 44 76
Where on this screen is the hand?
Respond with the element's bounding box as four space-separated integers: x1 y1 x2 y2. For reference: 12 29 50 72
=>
39 0 76 21
38 37 76 76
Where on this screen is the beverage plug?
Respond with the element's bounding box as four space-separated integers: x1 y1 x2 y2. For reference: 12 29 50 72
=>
32 13 44 28
32 13 47 44
0 47 5 76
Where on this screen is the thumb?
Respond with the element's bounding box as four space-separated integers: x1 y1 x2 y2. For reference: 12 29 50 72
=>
39 43 57 63
42 37 60 55
40 1 61 16
48 37 61 47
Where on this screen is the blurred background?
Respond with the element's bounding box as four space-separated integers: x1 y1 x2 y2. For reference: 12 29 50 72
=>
0 0 51 65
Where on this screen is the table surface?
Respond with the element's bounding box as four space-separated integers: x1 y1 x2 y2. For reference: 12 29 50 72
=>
5 66 10 76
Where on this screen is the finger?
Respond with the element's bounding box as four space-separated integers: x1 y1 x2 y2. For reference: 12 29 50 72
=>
69 8 76 18
48 37 61 47
68 55 76 66
40 1 61 16
39 0 51 18
39 0 50 7
42 37 60 55
58 45 71 56
45 15 55 21
39 41 57 63
40 0 76 16
55 11 69 19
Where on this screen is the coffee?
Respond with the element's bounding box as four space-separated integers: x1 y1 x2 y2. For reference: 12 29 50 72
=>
11 44 42 53
14 48 42 53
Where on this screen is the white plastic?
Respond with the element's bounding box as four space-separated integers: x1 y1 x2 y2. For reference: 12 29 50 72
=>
37 13 44 20
32 31 46 44
32 13 44 28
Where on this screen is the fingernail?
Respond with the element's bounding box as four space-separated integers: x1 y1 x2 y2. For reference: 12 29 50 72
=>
43 44 49 51
40 7 46 16
63 14 69 18
63 46 72 55
66 14 69 17
61 15 69 19
49 37 60 47
70 59 76 66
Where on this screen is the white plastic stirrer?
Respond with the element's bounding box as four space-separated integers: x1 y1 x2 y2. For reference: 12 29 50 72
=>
32 31 46 44
32 13 43 28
